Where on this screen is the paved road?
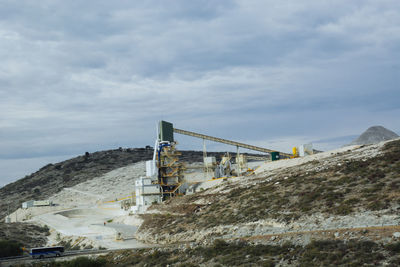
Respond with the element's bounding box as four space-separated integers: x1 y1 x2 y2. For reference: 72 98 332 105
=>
0 249 110 266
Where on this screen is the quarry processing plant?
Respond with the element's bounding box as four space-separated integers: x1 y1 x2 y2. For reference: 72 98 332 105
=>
132 120 312 213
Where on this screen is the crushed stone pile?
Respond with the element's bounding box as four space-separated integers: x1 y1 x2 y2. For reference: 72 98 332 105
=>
349 125 398 145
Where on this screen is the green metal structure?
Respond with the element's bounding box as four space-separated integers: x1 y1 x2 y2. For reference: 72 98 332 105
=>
270 151 280 161
159 120 174 142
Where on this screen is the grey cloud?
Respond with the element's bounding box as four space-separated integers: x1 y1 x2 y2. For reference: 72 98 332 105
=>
1 0 400 184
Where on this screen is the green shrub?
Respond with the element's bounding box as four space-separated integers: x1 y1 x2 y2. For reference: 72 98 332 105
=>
344 198 359 205
367 170 386 181
386 242 400 255
367 200 386 211
0 240 23 257
63 256 106 267
334 203 353 215
299 240 384 266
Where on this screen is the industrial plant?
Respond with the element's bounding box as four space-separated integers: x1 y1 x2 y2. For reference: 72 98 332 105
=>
131 120 314 213
5 120 317 227
1 122 399 266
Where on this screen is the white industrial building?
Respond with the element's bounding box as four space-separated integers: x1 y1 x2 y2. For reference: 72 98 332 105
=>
22 200 52 209
299 143 313 157
130 176 162 214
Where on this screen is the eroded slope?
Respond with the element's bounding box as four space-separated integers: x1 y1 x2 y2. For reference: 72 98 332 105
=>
137 139 400 244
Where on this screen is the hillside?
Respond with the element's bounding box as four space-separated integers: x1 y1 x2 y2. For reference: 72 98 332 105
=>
30 238 400 266
136 138 400 245
0 222 49 248
95 239 400 266
0 147 256 220
3 139 400 265
0 148 152 220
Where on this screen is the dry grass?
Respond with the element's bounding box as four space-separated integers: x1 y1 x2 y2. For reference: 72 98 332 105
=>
0 222 49 248
140 139 400 235
33 239 400 267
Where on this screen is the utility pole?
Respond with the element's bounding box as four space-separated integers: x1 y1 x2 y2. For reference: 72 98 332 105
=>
203 139 209 179
236 146 241 176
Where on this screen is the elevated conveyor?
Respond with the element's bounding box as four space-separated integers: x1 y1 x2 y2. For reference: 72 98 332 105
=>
173 128 292 158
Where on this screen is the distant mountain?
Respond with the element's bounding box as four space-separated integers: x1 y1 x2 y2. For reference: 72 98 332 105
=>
349 126 399 145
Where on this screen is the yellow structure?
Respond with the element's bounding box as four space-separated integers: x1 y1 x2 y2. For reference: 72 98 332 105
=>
291 147 299 158
157 142 185 199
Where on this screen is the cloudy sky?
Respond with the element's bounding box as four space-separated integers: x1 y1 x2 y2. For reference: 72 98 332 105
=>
1 0 399 186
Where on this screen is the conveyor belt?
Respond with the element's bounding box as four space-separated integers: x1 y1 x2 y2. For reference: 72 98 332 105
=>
173 128 292 157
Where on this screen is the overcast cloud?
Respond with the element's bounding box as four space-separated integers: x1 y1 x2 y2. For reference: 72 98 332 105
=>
1 0 399 186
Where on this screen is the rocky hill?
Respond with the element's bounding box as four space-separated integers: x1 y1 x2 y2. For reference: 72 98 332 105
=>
350 126 399 145
0 222 49 248
27 137 400 267
95 238 400 266
4 139 400 265
136 138 400 248
0 147 153 220
25 237 400 266
0 147 240 251
0 147 257 220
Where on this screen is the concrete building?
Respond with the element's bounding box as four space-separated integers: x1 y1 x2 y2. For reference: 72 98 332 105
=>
299 143 313 157
146 160 157 178
22 200 52 209
131 177 162 213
